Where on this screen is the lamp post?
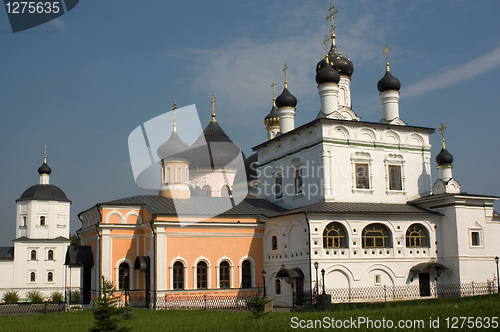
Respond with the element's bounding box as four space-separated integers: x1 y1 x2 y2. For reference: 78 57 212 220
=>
495 257 499 294
262 270 267 298
314 262 319 295
321 269 326 295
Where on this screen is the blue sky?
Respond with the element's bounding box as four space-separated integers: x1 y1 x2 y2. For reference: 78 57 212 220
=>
0 0 499 245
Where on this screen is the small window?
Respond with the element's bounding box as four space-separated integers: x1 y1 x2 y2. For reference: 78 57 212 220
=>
471 231 481 246
40 216 46 226
119 262 130 290
30 250 37 261
22 216 27 226
47 272 53 282
202 185 211 197
294 168 303 195
30 272 36 282
241 260 251 289
389 165 402 190
355 164 369 189
219 261 230 289
173 261 184 290
374 274 381 285
275 173 283 199
47 250 54 261
196 261 208 289
275 279 281 295
271 236 278 251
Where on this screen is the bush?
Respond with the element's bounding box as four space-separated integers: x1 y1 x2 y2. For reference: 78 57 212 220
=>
50 291 64 304
2 290 19 304
26 290 45 304
246 295 272 318
70 290 80 304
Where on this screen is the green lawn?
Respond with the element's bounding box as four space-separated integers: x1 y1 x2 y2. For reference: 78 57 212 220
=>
1 294 499 331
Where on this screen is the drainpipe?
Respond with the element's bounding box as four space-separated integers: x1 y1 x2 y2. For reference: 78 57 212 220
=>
304 211 313 304
149 218 157 309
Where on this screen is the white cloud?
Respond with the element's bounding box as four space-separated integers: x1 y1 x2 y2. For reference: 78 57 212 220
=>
402 46 500 98
50 19 81 41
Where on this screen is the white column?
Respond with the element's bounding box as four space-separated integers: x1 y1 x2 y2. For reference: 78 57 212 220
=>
318 83 339 117
278 106 295 133
380 90 400 122
322 150 331 197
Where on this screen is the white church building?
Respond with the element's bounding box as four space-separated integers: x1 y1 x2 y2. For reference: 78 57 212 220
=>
0 156 81 301
254 7 500 306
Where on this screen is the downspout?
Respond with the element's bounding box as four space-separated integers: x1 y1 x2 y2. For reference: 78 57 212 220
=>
95 205 103 297
304 211 313 303
149 218 157 309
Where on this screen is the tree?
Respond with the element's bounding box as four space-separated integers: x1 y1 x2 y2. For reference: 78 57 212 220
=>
70 233 81 246
90 277 130 332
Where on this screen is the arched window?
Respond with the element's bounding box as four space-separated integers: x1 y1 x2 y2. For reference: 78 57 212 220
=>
241 260 251 288
295 168 303 194
173 261 184 290
197 261 207 289
362 223 392 248
40 216 46 226
271 236 278 251
323 222 348 248
47 250 54 261
47 272 53 282
406 224 428 248
219 261 230 289
30 250 37 261
275 279 281 295
30 272 36 282
202 185 211 197
118 262 130 290
166 167 172 184
176 167 182 183
221 185 230 197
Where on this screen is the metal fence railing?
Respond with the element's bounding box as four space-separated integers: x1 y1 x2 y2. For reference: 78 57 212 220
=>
325 280 498 303
0 303 66 316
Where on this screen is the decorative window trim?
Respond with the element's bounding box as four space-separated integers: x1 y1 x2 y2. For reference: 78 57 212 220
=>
384 154 406 194
193 256 211 290
29 271 36 283
351 152 374 193
46 270 55 283
469 224 484 248
323 222 348 249
271 235 278 251
405 224 429 248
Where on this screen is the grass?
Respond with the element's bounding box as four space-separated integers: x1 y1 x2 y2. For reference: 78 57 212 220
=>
0 294 499 331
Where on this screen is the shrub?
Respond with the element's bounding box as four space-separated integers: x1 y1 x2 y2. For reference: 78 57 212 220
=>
26 290 45 304
2 290 19 304
50 291 64 304
246 295 272 318
70 290 80 304
90 277 130 332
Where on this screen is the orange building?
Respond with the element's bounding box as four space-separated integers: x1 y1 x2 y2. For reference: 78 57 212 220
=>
77 109 285 307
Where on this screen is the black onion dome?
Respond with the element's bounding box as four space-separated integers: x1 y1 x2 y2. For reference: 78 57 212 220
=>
275 86 297 108
157 131 190 160
264 105 279 127
188 121 243 170
436 148 454 166
38 162 52 175
17 184 70 202
317 43 353 77
315 58 340 85
377 69 401 92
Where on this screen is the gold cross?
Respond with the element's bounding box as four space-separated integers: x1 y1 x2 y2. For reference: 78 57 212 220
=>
323 34 329 54
172 101 177 132
383 44 390 62
271 81 276 100
438 122 447 148
44 145 47 163
283 63 288 83
327 3 337 36
211 95 216 122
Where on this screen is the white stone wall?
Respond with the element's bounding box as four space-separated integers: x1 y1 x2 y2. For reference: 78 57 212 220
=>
16 201 70 240
256 120 433 209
